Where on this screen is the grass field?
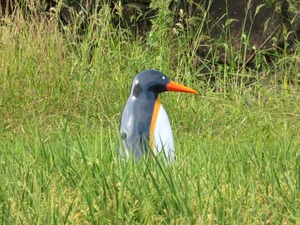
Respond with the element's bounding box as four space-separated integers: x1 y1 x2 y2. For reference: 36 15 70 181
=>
0 3 300 224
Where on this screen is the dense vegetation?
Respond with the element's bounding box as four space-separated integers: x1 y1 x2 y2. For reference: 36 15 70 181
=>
0 1 299 224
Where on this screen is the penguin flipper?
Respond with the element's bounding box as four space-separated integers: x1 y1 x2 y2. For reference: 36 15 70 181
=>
118 131 130 159
118 130 149 159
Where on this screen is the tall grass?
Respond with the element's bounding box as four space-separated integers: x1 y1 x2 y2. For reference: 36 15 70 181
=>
0 1 299 224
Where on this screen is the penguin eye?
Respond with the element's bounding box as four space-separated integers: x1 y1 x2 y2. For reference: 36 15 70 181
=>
161 76 166 80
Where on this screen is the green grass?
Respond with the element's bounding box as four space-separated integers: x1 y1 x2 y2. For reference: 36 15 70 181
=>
1 2 300 224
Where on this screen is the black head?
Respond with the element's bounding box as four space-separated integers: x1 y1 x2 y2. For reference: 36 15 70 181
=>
129 69 198 98
132 69 170 95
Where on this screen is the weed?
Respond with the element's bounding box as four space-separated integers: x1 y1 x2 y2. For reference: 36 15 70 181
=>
0 1 299 224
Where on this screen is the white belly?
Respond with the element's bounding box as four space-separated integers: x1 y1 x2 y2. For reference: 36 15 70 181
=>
150 101 175 161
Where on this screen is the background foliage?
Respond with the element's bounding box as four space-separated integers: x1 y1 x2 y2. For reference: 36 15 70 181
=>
0 0 299 224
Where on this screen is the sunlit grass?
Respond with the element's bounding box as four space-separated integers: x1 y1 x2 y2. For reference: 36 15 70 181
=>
0 1 300 224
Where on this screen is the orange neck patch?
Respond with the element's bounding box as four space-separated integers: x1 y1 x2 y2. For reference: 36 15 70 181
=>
149 99 161 151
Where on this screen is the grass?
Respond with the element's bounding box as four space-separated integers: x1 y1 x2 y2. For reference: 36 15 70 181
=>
0 1 300 224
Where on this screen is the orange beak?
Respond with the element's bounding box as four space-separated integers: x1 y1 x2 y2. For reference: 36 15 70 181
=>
166 81 198 94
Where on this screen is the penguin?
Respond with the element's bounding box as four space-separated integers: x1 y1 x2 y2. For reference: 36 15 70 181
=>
119 69 198 162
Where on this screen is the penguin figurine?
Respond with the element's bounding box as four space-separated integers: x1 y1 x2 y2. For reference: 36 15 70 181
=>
119 69 198 162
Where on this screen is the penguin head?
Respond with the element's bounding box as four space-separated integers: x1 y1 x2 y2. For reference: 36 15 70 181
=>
131 69 198 97
133 69 170 94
